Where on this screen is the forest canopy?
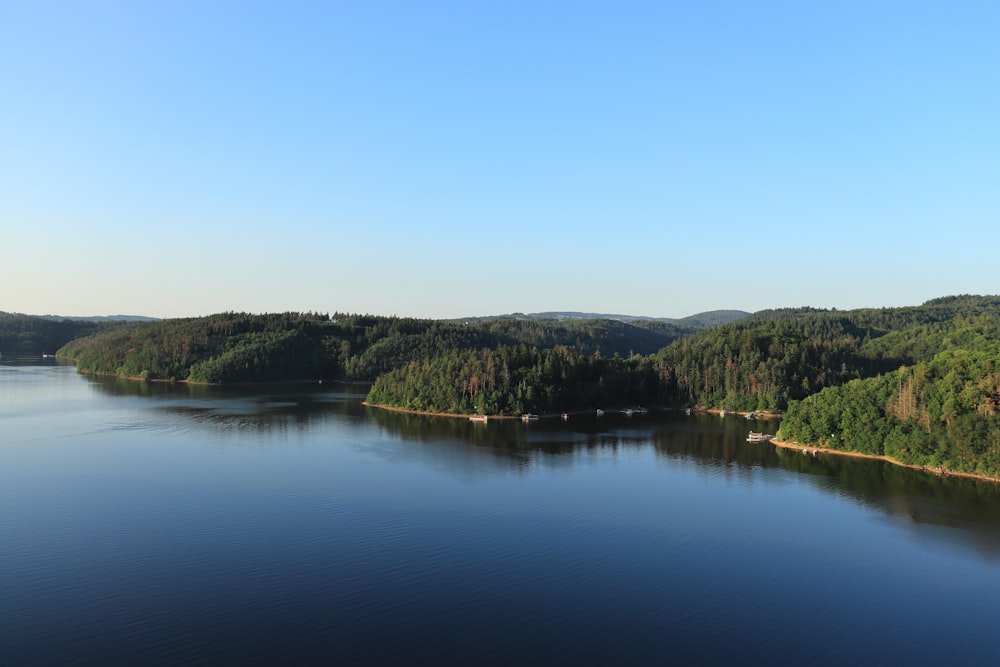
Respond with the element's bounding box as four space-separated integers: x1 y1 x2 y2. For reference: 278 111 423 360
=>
56 312 693 384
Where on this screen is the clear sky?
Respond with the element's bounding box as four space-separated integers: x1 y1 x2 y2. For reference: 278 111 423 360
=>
2 1 998 320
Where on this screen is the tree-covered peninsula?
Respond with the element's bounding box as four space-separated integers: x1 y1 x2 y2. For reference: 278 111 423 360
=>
776 315 1000 477
367 344 660 416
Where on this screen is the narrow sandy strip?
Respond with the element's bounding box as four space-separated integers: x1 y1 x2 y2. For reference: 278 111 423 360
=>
770 439 1000 484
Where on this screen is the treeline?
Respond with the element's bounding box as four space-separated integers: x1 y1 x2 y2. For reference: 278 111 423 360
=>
0 314 109 356
57 312 693 383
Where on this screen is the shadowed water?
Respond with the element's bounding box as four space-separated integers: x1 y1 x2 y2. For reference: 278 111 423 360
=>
3 360 1000 664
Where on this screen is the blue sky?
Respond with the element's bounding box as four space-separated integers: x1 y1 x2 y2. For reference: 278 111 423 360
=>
2 1 998 319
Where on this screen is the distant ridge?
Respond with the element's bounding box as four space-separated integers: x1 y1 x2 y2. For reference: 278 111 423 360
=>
38 314 159 322
0 311 158 322
451 309 749 329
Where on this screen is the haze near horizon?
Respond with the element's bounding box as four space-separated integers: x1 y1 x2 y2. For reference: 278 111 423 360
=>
2 1 997 320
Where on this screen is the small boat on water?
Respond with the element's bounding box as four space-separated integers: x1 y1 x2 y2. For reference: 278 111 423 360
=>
720 410 728 417
745 411 756 420
521 414 539 423
596 409 605 417
746 431 774 443
469 415 489 423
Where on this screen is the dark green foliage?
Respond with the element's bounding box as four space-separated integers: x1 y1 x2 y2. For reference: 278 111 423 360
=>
0 314 109 355
672 310 750 328
59 312 337 381
653 296 1000 412
652 315 885 412
779 316 1000 477
367 345 659 415
57 311 688 385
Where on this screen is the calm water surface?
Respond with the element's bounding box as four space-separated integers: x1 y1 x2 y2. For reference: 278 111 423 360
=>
3 360 1000 665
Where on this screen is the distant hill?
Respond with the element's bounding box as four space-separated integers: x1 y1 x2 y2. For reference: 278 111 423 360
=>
671 310 751 328
452 309 750 329
38 314 159 322
1 311 157 322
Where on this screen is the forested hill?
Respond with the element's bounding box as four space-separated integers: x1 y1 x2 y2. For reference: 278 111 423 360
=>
0 314 113 356
56 312 694 383
365 295 1000 414
653 294 1000 413
775 315 1000 477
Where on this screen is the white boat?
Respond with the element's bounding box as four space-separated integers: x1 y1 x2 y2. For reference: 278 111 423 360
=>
521 414 539 423
469 415 488 423
596 409 605 417
746 432 774 443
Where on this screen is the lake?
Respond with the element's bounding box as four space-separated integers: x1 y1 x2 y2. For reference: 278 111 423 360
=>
3 359 1000 665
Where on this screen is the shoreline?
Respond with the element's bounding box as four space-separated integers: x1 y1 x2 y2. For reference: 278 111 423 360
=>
54 359 1000 484
362 402 518 420
362 402 783 422
770 438 1000 484
362 403 641 421
697 407 783 420
61 361 371 388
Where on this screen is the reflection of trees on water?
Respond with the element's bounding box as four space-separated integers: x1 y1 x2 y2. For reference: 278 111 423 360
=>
86 374 219 398
774 447 1000 557
85 375 370 437
366 410 798 483
370 408 1000 557
77 379 1000 557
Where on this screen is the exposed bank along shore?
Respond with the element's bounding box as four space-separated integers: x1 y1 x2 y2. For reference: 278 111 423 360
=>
769 438 1000 485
